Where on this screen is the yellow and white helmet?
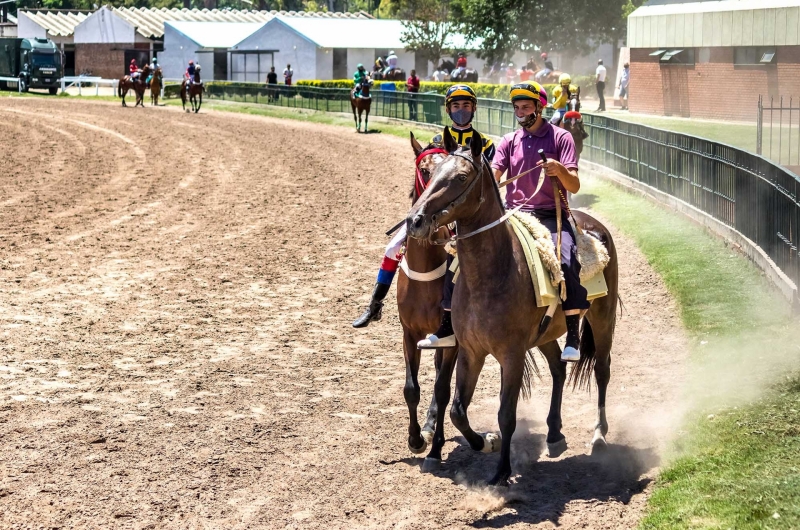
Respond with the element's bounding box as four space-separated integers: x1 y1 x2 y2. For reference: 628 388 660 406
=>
558 73 571 85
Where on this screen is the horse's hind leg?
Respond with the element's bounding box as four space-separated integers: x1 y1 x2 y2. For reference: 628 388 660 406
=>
351 103 359 130
449 352 495 453
583 315 612 452
422 346 457 470
540 340 568 457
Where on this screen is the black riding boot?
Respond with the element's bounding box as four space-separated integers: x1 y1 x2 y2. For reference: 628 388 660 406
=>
417 310 455 349
352 282 391 328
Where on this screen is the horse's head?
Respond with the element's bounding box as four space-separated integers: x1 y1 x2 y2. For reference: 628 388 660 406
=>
361 78 373 97
409 132 448 202
407 127 486 240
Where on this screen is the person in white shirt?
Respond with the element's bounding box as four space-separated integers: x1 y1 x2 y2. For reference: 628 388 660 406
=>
384 51 399 76
283 64 293 86
595 59 607 111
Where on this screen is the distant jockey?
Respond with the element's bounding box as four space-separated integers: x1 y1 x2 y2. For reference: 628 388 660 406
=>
353 64 368 97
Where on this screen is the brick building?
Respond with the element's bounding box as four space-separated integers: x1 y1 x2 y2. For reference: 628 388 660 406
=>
627 0 800 121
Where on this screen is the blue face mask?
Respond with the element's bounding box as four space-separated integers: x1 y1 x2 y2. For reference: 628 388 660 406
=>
449 108 474 127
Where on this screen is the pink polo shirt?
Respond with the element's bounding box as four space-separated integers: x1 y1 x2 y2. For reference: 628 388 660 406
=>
491 121 578 212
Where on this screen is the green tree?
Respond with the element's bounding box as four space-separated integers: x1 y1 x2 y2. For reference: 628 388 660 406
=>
388 0 461 68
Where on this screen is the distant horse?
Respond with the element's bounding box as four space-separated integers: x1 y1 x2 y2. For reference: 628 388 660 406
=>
181 65 204 113
149 66 163 107
560 87 587 161
373 66 406 81
350 77 373 132
119 64 151 108
440 60 478 83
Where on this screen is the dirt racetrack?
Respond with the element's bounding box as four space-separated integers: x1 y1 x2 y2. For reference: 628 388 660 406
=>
0 98 688 529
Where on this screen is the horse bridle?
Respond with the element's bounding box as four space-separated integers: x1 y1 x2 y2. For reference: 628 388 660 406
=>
427 151 487 244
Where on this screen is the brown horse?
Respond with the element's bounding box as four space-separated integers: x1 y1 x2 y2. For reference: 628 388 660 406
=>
350 78 373 133
150 66 163 107
373 67 406 81
560 87 587 161
119 64 151 108
400 133 459 454
181 66 204 113
406 129 619 486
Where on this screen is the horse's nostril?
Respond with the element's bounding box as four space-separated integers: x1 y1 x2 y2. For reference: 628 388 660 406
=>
412 215 424 229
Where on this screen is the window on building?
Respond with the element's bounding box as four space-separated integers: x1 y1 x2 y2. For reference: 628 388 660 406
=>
734 47 777 65
660 48 695 65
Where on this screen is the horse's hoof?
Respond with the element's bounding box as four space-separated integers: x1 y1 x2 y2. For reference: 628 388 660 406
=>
591 431 608 454
546 438 568 458
488 473 511 488
421 430 434 446
481 432 501 453
421 457 441 473
408 437 427 455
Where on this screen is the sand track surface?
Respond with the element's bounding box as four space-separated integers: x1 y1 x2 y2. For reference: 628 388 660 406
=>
0 98 687 529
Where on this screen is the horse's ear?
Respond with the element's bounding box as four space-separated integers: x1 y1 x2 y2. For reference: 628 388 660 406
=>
410 132 423 157
470 133 483 160
442 127 458 154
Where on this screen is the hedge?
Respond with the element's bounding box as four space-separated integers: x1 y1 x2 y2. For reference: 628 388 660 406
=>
296 79 565 101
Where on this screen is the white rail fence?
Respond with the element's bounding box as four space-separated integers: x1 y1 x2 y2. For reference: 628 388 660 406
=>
60 76 118 96
0 76 21 93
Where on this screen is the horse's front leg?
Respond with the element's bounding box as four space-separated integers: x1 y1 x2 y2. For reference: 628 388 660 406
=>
449 351 496 452
422 345 457 471
489 352 525 487
403 330 426 454
421 347 444 439
539 340 568 457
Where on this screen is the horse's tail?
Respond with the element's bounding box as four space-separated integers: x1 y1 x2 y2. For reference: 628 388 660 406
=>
520 348 542 400
568 314 598 392
118 81 122 98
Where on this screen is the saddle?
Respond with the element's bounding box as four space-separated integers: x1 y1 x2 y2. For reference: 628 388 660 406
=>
449 212 610 308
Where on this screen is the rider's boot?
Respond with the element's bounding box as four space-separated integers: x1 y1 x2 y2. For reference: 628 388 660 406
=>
561 314 581 362
353 282 390 328
418 310 455 349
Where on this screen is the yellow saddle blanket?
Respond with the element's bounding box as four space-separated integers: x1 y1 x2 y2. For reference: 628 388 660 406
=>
451 212 609 308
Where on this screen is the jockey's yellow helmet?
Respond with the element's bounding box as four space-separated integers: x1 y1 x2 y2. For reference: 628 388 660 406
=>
510 82 547 107
559 73 571 85
445 84 477 107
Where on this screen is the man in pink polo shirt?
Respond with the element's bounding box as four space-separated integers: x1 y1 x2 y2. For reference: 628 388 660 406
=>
491 82 589 362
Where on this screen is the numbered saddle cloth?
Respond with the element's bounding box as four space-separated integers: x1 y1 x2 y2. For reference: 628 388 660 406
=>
451 211 610 308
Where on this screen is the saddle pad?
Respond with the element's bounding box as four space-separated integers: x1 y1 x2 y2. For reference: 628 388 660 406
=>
451 217 608 308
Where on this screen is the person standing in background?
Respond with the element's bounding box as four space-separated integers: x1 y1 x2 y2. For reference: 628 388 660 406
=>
283 64 293 86
267 66 277 85
617 62 629 110
406 69 420 121
595 59 607 112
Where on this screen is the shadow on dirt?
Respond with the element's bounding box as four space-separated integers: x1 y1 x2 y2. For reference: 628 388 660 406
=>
386 417 658 527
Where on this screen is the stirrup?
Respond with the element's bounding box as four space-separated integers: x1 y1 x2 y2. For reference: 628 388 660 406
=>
417 333 455 349
561 346 580 363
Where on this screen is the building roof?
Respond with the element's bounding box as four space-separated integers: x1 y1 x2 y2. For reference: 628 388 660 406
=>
166 21 267 49
18 10 90 37
271 16 476 49
19 7 371 40
628 0 800 47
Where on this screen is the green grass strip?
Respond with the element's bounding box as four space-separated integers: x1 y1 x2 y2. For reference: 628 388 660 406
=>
579 178 799 530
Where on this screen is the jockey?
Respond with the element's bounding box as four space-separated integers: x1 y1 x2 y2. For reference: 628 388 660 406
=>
491 82 588 362
129 59 140 81
535 52 554 82
550 74 589 138
454 52 467 78
353 84 495 338
385 50 398 75
146 57 157 84
375 56 386 72
353 64 367 97
186 60 196 85
550 73 576 125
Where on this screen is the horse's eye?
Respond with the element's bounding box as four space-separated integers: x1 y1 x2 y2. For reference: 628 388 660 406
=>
458 174 467 182
421 169 430 177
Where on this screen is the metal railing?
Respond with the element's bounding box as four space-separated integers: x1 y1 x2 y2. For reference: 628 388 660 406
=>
757 95 800 167
166 83 800 300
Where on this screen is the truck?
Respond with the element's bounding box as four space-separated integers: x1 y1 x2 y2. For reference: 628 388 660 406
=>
0 37 63 94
